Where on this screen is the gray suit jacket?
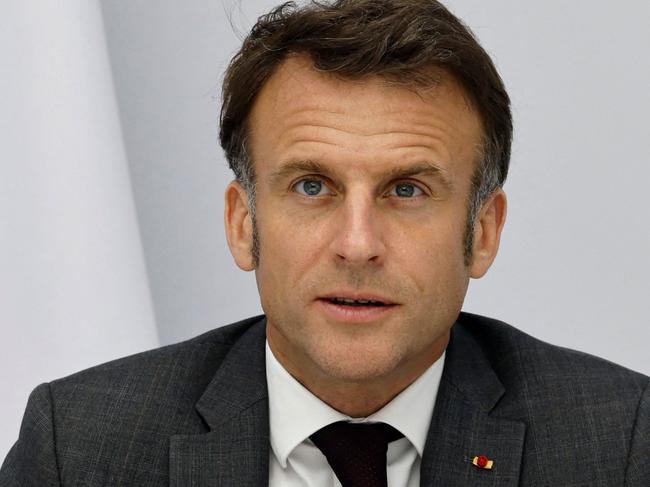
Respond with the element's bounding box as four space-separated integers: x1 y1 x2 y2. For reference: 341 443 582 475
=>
2 313 649 486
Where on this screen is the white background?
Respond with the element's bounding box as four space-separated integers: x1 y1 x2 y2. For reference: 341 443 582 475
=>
2 0 649 460
101 0 650 366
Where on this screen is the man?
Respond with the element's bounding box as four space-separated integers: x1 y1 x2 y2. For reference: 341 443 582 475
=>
2 0 648 485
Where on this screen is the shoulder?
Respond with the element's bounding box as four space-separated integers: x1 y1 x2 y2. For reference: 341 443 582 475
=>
47 315 266 446
455 312 650 483
2 315 266 485
48 314 265 410
456 311 649 397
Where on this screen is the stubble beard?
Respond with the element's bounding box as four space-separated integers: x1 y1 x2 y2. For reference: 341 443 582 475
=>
249 190 466 384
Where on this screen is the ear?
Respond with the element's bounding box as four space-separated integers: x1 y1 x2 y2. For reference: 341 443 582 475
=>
469 189 507 278
224 180 255 271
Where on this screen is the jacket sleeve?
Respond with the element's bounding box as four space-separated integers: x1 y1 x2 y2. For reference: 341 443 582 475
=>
624 379 650 486
0 383 61 486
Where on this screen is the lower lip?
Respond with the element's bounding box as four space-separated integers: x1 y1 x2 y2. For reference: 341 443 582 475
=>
315 299 397 323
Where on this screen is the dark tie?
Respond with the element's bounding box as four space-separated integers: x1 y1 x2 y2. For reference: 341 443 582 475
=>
309 421 404 487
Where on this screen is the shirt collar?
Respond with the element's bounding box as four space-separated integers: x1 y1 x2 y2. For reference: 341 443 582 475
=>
266 341 445 467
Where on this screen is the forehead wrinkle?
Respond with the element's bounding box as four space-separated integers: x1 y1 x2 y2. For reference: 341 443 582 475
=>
276 114 461 148
255 69 483 182
278 127 457 168
258 58 482 137
293 124 458 140
279 108 463 139
269 119 459 177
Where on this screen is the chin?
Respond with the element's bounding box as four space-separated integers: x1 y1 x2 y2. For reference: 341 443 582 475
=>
311 341 404 383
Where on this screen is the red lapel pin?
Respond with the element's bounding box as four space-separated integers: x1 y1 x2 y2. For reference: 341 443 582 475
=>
472 455 494 470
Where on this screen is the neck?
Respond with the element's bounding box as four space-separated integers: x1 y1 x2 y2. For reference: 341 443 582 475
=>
269 333 448 417
304 376 419 418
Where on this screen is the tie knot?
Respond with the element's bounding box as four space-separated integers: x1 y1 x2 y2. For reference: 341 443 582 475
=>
310 421 404 487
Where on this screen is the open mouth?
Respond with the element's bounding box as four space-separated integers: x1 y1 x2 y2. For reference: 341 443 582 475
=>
316 294 397 321
325 297 388 307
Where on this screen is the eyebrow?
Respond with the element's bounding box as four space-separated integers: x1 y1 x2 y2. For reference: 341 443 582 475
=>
269 159 454 191
269 160 329 186
385 161 454 190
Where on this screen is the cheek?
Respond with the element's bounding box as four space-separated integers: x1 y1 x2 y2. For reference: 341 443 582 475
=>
390 212 468 286
255 207 330 299
393 203 467 251
258 208 327 261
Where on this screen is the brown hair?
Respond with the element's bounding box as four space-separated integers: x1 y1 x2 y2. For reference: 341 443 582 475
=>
220 0 512 262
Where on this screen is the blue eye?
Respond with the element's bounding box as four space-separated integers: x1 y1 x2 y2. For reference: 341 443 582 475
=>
389 182 424 198
294 179 332 196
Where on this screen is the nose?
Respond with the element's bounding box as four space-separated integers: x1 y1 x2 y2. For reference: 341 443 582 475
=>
329 194 386 265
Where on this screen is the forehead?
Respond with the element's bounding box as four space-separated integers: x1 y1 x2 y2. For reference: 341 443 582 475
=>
248 55 483 177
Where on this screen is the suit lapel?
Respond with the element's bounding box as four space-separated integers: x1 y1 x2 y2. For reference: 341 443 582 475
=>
421 322 526 486
168 316 526 486
169 318 270 487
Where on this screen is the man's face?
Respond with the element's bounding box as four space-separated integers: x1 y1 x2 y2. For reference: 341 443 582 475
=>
226 56 500 388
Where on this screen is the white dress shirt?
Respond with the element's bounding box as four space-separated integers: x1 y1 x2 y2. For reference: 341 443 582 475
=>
266 342 445 487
